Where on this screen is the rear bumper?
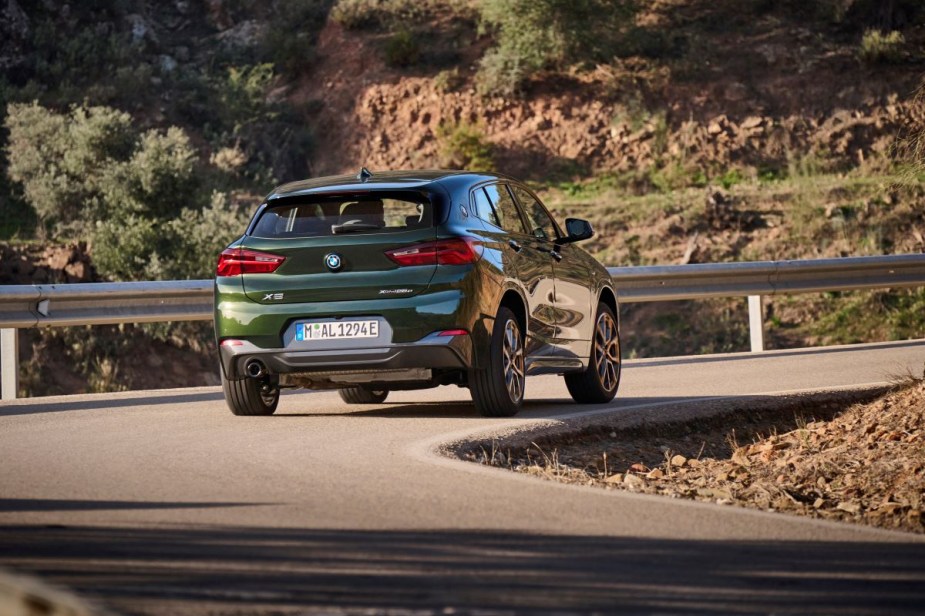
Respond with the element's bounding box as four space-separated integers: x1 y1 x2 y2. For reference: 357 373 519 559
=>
219 331 472 385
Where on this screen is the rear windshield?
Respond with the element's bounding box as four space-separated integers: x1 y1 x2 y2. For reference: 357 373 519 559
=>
251 193 434 239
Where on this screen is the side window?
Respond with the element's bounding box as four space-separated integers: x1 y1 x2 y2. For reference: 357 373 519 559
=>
471 187 500 228
483 184 527 234
511 185 558 241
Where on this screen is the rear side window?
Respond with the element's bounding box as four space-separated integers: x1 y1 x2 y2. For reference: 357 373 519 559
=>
251 194 433 238
511 186 559 241
471 187 500 228
483 184 527 234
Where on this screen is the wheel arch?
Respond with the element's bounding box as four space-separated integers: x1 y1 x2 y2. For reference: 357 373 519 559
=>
498 288 528 338
598 285 619 328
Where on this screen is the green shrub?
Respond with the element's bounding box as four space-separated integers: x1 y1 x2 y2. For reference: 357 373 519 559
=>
384 29 421 67
263 0 332 75
476 0 635 96
91 214 165 281
331 0 430 30
5 103 200 226
210 64 313 183
436 122 495 171
719 168 745 190
434 68 466 93
5 103 135 224
163 192 252 279
859 29 905 64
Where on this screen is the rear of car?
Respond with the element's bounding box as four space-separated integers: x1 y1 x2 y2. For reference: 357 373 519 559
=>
215 174 482 415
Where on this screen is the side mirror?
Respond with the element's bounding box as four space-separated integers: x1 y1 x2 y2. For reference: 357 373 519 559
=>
561 218 594 243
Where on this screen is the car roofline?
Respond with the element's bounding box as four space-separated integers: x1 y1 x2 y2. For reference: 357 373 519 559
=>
264 170 513 201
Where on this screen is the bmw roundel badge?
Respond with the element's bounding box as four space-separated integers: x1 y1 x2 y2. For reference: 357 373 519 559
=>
324 253 343 271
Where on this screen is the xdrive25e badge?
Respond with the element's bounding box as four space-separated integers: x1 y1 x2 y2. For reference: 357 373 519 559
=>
324 253 343 271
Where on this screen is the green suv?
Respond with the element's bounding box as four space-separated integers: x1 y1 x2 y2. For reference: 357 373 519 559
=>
215 169 620 417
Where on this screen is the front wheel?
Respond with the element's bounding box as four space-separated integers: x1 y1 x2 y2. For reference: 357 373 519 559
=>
565 302 621 404
222 371 279 416
469 306 525 417
338 387 389 404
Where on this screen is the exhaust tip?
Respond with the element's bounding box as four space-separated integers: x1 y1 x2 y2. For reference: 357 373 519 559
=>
245 359 267 379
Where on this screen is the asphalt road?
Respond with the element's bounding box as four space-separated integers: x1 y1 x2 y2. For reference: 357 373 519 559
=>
1 340 925 614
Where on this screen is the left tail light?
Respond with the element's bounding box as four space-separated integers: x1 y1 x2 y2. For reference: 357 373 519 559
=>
216 248 286 276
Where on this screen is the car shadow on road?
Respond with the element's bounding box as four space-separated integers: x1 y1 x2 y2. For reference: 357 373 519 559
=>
0 390 225 417
0 523 922 614
0 498 270 513
279 396 712 419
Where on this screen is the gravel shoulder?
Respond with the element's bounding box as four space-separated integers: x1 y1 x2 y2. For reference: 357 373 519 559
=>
456 382 925 534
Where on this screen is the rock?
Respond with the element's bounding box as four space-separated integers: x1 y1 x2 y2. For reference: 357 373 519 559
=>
604 473 624 484
724 82 748 102
64 261 89 282
44 246 74 271
159 54 178 73
629 463 648 473
670 454 688 468
647 468 665 479
836 501 861 514
813 498 825 509
742 116 764 130
731 448 750 467
623 473 645 487
126 14 158 45
216 19 266 50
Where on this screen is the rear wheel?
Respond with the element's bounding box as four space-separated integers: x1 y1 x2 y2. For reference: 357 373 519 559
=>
469 306 525 417
338 387 389 404
222 371 279 416
565 302 621 404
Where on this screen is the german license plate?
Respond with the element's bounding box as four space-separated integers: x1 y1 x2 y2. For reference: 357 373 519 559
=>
296 320 379 341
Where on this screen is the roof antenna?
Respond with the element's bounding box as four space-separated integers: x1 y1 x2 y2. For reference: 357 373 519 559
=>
357 167 372 182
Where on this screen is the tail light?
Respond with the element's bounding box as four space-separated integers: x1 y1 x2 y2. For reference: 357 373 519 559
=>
385 237 481 267
217 248 286 276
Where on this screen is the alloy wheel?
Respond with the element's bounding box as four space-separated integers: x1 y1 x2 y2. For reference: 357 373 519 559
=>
594 312 620 392
502 319 525 403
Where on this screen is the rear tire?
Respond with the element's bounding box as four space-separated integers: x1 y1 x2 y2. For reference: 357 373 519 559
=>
222 371 279 416
565 302 621 404
469 306 525 417
338 387 389 404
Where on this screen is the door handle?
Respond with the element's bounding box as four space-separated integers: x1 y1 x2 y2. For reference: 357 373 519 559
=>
509 239 522 252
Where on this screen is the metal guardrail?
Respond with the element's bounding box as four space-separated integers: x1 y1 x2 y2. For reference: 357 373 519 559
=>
1 253 924 399
607 253 925 301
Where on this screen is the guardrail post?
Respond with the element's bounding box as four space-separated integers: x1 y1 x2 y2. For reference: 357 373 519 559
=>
1 328 19 400
747 295 764 353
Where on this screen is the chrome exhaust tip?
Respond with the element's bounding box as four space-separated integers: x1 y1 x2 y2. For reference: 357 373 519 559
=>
245 359 267 379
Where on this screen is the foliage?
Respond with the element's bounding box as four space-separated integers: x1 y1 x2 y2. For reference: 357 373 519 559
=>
209 63 314 184
262 0 333 76
331 0 433 30
384 30 421 68
5 103 134 224
92 192 250 281
436 122 495 171
5 101 251 281
476 0 635 96
858 29 906 65
434 68 466 93
5 103 198 226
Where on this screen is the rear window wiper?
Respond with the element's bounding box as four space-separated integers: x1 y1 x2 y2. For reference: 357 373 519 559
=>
331 221 383 234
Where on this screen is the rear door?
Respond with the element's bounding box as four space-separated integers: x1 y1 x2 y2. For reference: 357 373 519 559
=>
481 183 558 355
240 192 438 304
511 185 594 357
